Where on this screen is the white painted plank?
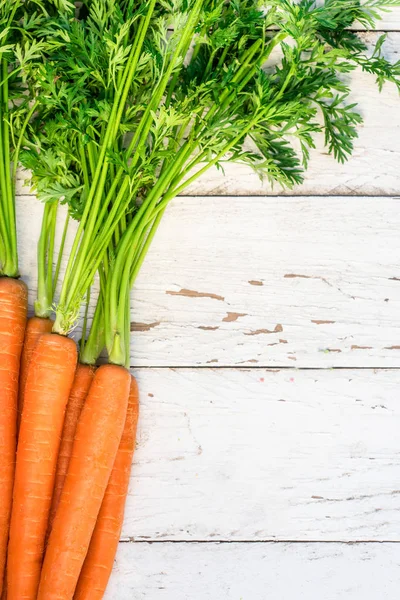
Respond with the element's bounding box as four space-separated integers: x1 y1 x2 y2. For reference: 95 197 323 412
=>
17 195 400 367
105 542 400 600
130 196 400 367
348 8 400 30
355 7 400 30
363 18 400 31
16 32 400 198
121 368 400 541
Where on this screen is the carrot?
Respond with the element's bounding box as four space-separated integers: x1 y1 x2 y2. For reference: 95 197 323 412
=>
7 333 77 600
18 316 54 429
74 375 139 600
0 277 27 597
1 570 7 600
47 363 96 536
38 364 130 600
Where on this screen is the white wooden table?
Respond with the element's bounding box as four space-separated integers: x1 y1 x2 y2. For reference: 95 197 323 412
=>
17 16 400 599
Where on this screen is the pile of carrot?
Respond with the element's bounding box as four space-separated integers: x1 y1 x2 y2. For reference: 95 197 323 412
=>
0 197 139 598
0 0 399 598
2 328 138 600
0 2 144 597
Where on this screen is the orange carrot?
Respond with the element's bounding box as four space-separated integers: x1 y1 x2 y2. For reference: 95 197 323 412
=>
7 333 77 600
38 364 130 600
47 363 96 536
1 570 7 600
18 316 54 429
74 375 139 600
0 277 27 597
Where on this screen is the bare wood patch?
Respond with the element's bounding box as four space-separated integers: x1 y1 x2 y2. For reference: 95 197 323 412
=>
236 359 259 364
351 345 373 350
166 288 224 301
248 280 264 286
222 312 247 323
131 321 161 332
245 324 283 336
284 273 311 279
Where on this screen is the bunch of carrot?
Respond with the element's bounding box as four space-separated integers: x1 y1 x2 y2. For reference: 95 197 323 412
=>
0 3 141 598
1 0 400 599
2 324 139 600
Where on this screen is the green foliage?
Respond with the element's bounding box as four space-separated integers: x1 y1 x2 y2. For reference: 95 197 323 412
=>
8 0 400 339
24 0 400 197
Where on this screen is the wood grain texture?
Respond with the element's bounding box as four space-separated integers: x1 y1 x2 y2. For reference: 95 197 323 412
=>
16 195 400 367
113 368 400 542
105 542 400 600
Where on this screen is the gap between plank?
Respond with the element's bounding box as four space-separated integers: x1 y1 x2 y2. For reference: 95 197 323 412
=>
119 539 400 544
130 365 400 370
181 194 400 199
17 193 400 199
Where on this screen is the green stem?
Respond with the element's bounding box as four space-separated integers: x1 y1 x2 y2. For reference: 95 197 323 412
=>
87 140 97 178
6 1 22 28
130 209 165 288
53 212 70 297
66 177 132 306
12 100 38 183
105 29 285 351
56 37 142 313
0 64 23 90
0 234 6 270
80 290 105 365
3 61 15 265
107 144 202 357
61 0 160 309
100 26 289 364
0 66 12 275
117 109 264 314
123 282 131 369
79 141 91 192
215 45 230 71
45 201 58 308
125 0 204 170
56 3 288 337
35 202 53 318
113 0 158 137
80 286 91 358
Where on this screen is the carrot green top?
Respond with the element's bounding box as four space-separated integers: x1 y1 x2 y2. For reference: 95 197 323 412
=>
17 0 400 364
0 0 73 277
